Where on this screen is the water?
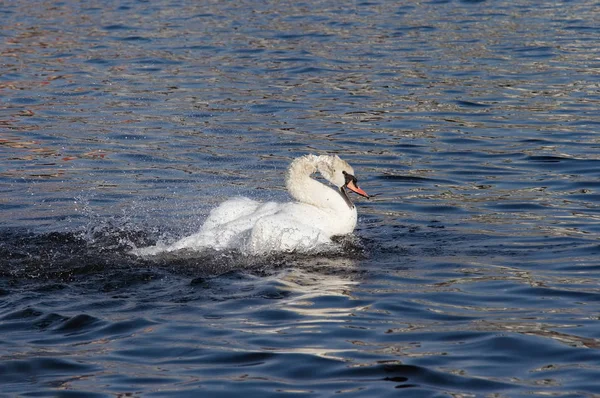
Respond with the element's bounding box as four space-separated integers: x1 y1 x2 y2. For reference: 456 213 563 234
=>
2 0 600 396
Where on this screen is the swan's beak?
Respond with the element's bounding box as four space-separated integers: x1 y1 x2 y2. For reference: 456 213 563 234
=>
346 180 369 198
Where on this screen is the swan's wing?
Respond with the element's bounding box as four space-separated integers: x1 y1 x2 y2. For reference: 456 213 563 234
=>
168 200 281 252
244 214 330 254
276 203 343 235
200 197 261 232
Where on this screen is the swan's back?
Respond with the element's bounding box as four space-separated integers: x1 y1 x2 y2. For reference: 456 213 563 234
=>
200 197 261 231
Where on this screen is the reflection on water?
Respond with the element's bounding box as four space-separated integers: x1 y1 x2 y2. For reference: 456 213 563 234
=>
2 0 600 396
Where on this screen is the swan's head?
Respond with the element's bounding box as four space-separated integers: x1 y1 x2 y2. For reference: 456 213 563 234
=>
319 155 369 207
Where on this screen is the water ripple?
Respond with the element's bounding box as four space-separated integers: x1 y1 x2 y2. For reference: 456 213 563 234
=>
2 0 600 396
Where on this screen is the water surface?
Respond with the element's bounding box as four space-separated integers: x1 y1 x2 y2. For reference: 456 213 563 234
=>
2 0 600 396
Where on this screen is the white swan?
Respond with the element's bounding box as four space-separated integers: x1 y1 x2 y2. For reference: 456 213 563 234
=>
135 154 369 255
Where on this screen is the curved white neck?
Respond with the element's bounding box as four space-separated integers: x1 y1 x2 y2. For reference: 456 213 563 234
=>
285 155 352 212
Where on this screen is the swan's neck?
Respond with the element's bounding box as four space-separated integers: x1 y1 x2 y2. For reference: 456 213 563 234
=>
285 155 352 212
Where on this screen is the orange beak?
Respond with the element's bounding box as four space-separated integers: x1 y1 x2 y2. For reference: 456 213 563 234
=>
346 180 369 198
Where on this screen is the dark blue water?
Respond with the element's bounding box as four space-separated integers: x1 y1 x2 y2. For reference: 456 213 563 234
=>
2 0 600 396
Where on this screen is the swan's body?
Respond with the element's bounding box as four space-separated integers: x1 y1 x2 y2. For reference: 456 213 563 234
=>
136 154 368 256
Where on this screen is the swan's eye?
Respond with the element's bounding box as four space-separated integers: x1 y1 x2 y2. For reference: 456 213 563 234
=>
343 171 355 185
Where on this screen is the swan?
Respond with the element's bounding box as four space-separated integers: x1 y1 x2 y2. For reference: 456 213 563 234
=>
135 154 369 255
